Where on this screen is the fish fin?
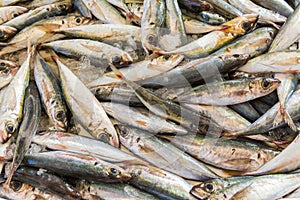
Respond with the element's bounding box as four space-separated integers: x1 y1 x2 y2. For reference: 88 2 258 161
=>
230 182 254 200
272 109 284 126
109 64 127 81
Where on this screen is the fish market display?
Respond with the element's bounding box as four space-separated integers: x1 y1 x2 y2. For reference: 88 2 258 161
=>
1 0 300 200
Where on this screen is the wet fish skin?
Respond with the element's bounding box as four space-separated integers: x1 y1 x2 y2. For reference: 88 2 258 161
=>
269 3 300 52
32 132 147 168
205 0 243 19
78 181 159 200
12 167 81 199
230 102 261 122
159 14 258 58
42 39 133 68
228 0 287 23
23 151 131 182
0 15 92 56
177 77 280 106
117 125 218 180
103 102 188 135
54 56 120 147
74 0 92 18
0 50 31 143
252 0 294 17
82 0 126 24
213 27 275 58
139 54 249 88
238 51 300 73
34 52 68 131
127 165 196 200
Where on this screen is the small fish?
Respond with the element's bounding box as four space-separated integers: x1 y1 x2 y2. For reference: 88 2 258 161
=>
252 0 294 17
177 78 280 106
34 52 68 131
42 39 133 68
53 56 120 147
0 6 28 25
116 125 218 180
4 81 41 188
0 49 31 143
23 151 131 182
82 0 126 24
158 14 258 58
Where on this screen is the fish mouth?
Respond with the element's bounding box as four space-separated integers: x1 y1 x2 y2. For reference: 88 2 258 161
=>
0 130 8 144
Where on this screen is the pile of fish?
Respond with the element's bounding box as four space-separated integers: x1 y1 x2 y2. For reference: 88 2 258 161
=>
1 0 300 199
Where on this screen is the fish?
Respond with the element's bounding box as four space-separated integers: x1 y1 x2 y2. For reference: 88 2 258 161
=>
0 15 92 56
82 0 126 24
0 49 31 143
159 134 279 171
11 166 81 199
53 55 120 147
3 1 72 30
252 0 294 17
238 51 300 73
228 0 287 23
32 132 147 168
116 125 218 180
103 102 188 134
34 52 68 131
88 54 184 89
177 77 280 106
269 4 300 52
4 81 41 188
0 6 28 25
158 14 258 58
127 165 196 200
213 27 275 58
78 181 159 200
23 151 131 182
42 39 133 68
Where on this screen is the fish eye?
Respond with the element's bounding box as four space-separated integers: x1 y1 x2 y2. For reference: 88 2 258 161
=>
75 17 82 24
13 13 19 18
5 122 15 134
242 22 251 31
163 55 170 60
58 4 67 11
261 78 271 89
200 13 210 21
55 111 65 120
147 34 157 45
110 167 119 175
2 68 9 74
204 183 214 192
112 56 121 64
10 181 23 192
0 62 5 67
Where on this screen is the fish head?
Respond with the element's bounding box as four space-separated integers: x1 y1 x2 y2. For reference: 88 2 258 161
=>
50 108 68 131
115 125 136 148
9 6 28 18
190 180 226 199
54 1 72 14
112 54 133 67
0 60 19 76
0 26 17 41
102 163 132 181
0 115 18 144
220 53 250 67
250 77 281 94
151 54 184 68
224 14 259 35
